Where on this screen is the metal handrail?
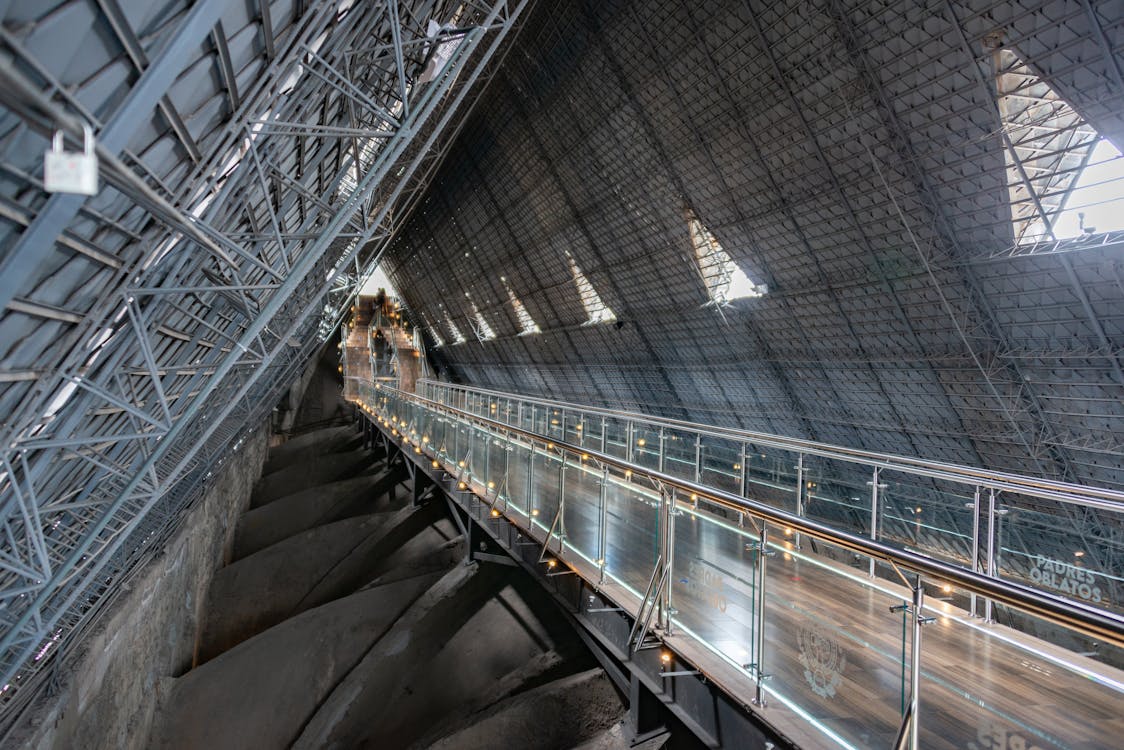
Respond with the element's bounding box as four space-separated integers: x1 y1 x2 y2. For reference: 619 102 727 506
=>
372 383 1124 648
418 379 1124 511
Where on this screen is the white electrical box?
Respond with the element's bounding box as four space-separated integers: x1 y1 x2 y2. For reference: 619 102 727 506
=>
44 126 99 196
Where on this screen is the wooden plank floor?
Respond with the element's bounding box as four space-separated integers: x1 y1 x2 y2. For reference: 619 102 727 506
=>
462 440 1124 750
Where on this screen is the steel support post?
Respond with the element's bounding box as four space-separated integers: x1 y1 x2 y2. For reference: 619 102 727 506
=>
527 444 537 524
753 524 769 707
986 488 997 623
869 467 881 578
658 427 666 474
968 487 981 617
694 434 702 483
598 466 608 584
795 453 805 550
739 443 748 498
557 456 567 553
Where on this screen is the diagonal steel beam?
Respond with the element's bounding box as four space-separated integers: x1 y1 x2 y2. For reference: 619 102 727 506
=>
0 0 230 314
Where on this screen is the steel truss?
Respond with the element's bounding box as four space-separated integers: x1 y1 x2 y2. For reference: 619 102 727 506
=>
0 0 528 723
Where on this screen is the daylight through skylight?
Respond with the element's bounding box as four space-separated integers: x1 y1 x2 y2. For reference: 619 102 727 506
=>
565 251 615 325
992 46 1124 244
687 212 766 304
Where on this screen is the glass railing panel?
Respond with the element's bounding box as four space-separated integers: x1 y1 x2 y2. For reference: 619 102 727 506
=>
502 433 531 517
452 421 473 476
632 425 662 471
602 416 629 460
800 467 872 541
545 408 565 440
880 476 977 571
433 413 453 463
580 416 604 452
662 428 697 482
916 589 1123 750
670 497 758 682
558 454 603 566
741 444 802 513
484 430 508 499
602 469 662 596
700 435 742 496
996 495 1124 616
762 529 908 749
528 446 564 543
564 413 585 447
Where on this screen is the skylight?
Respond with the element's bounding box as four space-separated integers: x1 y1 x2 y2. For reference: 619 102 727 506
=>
422 314 445 347
469 302 496 342
993 46 1124 243
360 263 397 297
687 212 766 304
565 251 615 325
501 276 541 335
445 316 466 345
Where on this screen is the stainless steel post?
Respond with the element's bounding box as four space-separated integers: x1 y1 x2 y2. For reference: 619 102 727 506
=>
694 433 702 483
986 488 997 623
739 442 748 498
869 466 881 578
658 427 666 473
598 466 608 584
968 486 980 617
557 455 567 553
527 444 536 524
665 488 676 635
754 524 769 707
908 580 925 750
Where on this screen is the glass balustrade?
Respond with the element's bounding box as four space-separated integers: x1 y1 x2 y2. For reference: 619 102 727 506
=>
418 380 1124 620
351 380 1124 750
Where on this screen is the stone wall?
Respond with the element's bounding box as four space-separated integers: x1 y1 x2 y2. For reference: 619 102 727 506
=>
10 422 270 749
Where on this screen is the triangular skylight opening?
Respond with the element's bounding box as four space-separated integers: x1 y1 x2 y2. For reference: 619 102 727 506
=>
992 46 1124 244
565 251 615 325
445 316 466 345
421 314 445 347
501 276 541 335
469 302 496 342
687 211 766 305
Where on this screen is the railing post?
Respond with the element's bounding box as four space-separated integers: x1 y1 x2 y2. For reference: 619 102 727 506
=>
658 427 666 473
626 421 635 463
986 487 997 623
795 453 804 514
664 488 676 635
908 580 928 750
527 443 537 523
739 442 748 498
694 433 702 483
869 466 881 578
600 416 607 454
795 453 805 550
968 486 981 617
557 452 567 553
753 524 769 707
598 465 608 584
484 426 491 490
